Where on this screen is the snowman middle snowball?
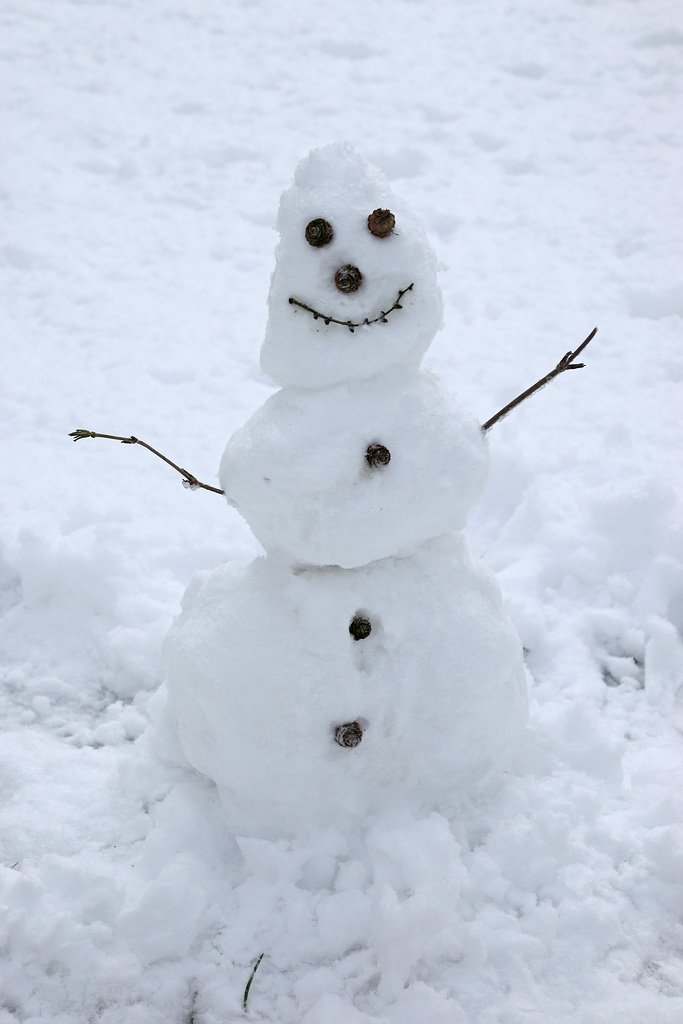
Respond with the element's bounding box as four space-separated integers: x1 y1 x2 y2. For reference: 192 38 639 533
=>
164 143 528 839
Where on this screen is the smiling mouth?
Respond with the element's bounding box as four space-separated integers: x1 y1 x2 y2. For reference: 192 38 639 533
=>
288 284 414 334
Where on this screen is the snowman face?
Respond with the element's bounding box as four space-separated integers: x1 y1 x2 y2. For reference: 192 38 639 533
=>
260 144 443 389
288 210 415 333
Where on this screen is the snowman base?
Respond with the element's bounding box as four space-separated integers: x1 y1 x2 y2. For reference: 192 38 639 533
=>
163 534 527 839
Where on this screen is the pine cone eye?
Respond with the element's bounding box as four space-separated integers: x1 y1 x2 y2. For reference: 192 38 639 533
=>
335 265 363 293
305 219 334 247
367 209 395 238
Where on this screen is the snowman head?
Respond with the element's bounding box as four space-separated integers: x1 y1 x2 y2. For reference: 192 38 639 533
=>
260 144 443 389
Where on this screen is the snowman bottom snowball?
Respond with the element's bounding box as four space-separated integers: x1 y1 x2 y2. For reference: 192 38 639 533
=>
163 535 528 839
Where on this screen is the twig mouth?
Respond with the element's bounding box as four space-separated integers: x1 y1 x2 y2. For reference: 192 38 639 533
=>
288 284 414 334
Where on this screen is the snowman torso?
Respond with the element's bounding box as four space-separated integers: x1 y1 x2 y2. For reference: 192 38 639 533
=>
164 144 527 838
219 368 488 568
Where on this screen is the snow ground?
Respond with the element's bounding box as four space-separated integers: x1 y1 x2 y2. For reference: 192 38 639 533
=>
1 0 682 1020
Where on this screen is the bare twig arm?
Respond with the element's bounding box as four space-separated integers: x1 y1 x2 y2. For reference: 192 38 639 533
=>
69 430 225 495
69 329 597 489
482 327 598 434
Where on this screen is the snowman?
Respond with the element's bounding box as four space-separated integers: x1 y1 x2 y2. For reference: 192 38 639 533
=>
162 144 528 839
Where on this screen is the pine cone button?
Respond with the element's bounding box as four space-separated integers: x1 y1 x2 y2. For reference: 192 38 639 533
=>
334 721 363 748
349 616 372 641
305 219 334 247
334 265 363 293
367 209 395 238
366 443 391 468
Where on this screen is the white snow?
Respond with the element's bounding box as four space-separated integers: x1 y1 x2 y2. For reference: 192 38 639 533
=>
2 0 683 1021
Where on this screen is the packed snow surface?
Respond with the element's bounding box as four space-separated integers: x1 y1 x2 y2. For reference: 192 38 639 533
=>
164 535 527 837
2 0 683 1022
220 366 488 567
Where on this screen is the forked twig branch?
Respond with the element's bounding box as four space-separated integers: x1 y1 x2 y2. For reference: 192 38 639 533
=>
68 430 225 495
482 326 598 433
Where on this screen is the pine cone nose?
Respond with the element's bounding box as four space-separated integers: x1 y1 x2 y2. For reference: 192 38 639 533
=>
335 265 363 293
